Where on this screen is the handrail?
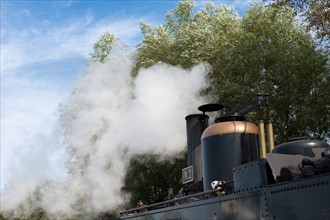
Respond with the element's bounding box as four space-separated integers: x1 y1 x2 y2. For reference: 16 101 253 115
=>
119 189 220 215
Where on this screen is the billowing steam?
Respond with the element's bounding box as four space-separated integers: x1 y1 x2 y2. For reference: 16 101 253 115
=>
1 45 210 217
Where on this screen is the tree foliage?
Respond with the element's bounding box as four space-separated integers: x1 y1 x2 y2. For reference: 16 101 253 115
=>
267 0 330 44
133 0 329 143
121 153 186 207
90 32 119 63
0 192 48 220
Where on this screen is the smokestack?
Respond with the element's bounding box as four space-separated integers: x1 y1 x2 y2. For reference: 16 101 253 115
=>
185 114 209 182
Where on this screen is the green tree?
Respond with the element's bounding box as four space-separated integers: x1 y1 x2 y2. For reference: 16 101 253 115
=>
229 4 329 142
306 0 330 42
133 0 329 143
122 153 186 208
266 0 330 43
90 32 119 63
134 0 240 74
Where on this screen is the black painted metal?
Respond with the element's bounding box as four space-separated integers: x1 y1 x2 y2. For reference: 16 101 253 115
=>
185 114 209 183
120 172 330 220
273 139 329 158
233 159 270 192
202 133 259 191
198 104 224 113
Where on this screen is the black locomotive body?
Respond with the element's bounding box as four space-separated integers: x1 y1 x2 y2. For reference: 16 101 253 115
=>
120 97 330 220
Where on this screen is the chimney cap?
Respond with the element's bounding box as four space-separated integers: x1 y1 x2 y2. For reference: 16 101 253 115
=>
198 103 224 113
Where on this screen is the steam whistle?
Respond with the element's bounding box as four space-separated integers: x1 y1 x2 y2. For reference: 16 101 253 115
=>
265 95 275 152
256 94 275 157
258 119 267 158
267 122 275 152
257 94 267 158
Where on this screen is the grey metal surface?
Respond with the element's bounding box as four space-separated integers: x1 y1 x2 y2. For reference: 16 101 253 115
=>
120 173 330 220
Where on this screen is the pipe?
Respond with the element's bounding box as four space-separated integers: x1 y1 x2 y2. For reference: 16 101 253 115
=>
258 120 266 158
264 94 274 153
266 120 275 153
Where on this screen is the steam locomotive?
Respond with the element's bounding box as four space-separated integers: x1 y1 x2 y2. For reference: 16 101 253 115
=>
120 94 330 220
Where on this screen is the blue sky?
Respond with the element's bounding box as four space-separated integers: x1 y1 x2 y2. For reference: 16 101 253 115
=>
1 0 259 191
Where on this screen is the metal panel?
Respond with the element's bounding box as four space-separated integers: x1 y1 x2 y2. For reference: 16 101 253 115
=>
120 174 330 220
233 159 268 192
267 175 330 220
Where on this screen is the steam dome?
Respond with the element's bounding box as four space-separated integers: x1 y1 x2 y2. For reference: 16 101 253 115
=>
201 120 259 191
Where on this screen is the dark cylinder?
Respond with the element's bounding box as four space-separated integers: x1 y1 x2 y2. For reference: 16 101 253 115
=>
273 138 330 158
201 120 259 191
185 114 209 182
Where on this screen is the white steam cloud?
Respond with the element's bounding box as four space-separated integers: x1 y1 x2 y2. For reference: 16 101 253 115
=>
1 46 210 217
